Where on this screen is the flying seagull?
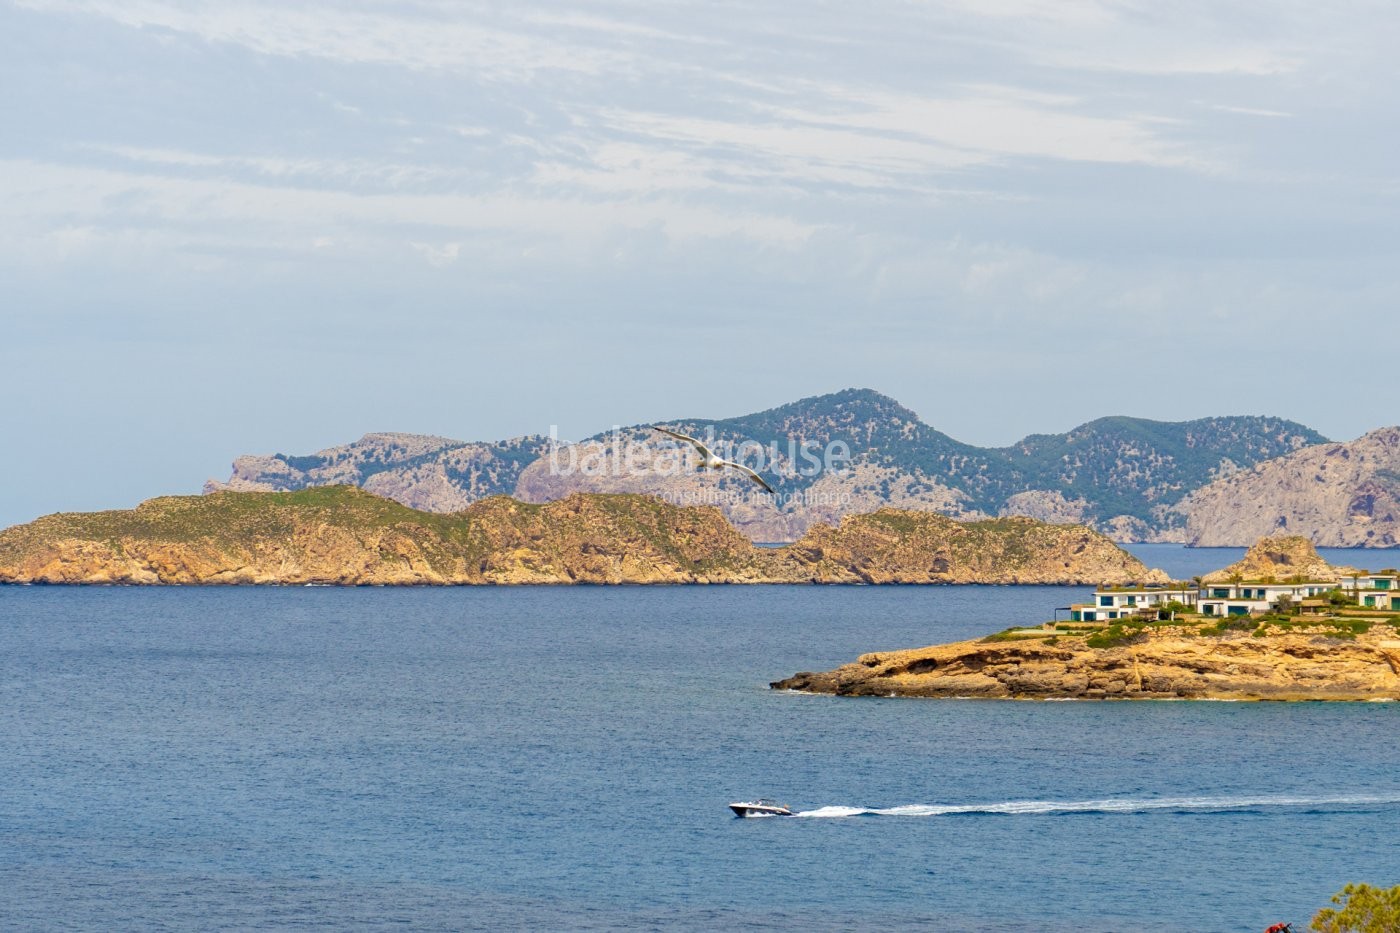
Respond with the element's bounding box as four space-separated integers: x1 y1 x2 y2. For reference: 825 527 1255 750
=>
652 426 777 495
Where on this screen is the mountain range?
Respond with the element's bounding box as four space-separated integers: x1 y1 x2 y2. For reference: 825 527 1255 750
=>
205 388 1400 547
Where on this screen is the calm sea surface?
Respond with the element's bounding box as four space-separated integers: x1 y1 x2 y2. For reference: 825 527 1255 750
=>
2 546 1398 931
1123 543 1400 582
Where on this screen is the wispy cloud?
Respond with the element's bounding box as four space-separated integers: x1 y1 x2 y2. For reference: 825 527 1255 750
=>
12 0 1260 205
14 0 632 79
410 241 461 266
767 85 1207 169
0 158 826 260
83 144 463 189
1203 103 1293 118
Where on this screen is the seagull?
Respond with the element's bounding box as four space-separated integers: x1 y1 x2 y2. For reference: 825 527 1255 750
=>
652 426 777 494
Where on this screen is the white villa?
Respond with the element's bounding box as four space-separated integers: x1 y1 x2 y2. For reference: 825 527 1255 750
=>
1065 571 1400 622
1336 572 1400 610
1067 585 1198 622
1196 581 1335 617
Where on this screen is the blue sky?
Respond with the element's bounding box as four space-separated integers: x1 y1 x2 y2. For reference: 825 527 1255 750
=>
2 1 1398 527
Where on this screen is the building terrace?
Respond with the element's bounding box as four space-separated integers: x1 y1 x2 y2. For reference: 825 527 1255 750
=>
1066 572 1400 623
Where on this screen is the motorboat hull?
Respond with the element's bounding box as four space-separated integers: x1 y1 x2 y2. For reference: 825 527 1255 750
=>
729 802 794 818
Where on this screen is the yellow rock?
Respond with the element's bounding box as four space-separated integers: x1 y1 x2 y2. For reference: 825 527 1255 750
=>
773 629 1400 701
0 487 1159 587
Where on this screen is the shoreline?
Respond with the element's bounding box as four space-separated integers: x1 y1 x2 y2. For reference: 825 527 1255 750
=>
0 488 1165 587
771 628 1400 702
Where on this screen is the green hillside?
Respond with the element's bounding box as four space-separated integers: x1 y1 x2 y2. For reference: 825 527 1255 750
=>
624 388 1326 524
210 388 1328 536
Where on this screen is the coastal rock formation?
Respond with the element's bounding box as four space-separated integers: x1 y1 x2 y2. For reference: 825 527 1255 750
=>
1201 535 1356 584
998 490 1090 524
774 510 1167 585
1175 427 1400 547
0 488 761 586
206 389 1326 543
774 535 1400 701
0 488 1159 586
514 450 984 543
205 432 549 513
772 629 1400 701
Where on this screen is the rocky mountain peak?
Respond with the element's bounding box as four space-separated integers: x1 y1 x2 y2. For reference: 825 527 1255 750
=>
1202 535 1345 583
1178 426 1400 548
202 389 1355 546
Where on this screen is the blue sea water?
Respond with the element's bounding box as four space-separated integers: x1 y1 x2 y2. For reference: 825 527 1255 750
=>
2 548 1398 931
1124 543 1399 582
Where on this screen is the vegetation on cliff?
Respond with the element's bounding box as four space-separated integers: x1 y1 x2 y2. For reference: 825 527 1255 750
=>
588 391 1326 525
206 432 549 512
1312 883 1400 933
209 387 1328 542
0 487 1156 586
1176 426 1400 548
772 623 1400 701
778 509 1165 584
772 541 1400 701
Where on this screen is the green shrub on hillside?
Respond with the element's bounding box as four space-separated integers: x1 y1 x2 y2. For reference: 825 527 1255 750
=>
1086 621 1147 649
1199 615 1257 637
1312 882 1400 932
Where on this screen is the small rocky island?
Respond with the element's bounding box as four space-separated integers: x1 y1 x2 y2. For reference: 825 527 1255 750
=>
0 486 1158 586
773 537 1400 701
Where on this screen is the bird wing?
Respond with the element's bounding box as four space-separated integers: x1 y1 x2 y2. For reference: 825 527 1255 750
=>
652 426 714 459
721 460 777 495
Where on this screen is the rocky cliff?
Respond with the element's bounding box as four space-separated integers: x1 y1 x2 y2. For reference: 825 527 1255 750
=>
0 488 762 585
0 488 1159 586
773 537 1400 701
205 432 549 513
776 510 1167 585
1174 427 1400 547
771 628 1400 701
1201 535 1356 584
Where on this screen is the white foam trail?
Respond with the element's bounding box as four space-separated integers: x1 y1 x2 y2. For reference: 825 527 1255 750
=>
797 806 869 818
791 794 1400 818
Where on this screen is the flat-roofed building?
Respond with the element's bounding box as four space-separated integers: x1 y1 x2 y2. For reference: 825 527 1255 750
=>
1197 581 1334 617
1068 583 1196 622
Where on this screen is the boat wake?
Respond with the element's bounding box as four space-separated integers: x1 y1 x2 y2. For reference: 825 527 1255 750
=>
791 793 1400 819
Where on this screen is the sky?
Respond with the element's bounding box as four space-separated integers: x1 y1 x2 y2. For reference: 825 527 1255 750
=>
2 0 1398 527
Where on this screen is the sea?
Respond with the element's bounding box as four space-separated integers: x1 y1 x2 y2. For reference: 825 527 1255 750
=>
2 544 1398 932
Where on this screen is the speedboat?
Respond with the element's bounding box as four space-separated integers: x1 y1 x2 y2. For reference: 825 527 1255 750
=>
729 799 794 818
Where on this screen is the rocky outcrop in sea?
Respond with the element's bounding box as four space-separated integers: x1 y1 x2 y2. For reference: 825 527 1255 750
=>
0 487 1159 586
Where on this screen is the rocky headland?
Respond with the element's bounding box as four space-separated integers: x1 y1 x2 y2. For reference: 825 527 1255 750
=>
1200 533 1358 583
0 486 1160 586
771 629 1400 701
773 538 1400 701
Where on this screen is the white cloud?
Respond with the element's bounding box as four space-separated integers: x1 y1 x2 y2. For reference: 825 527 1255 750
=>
767 85 1207 169
519 9 713 45
84 144 465 190
0 158 825 260
1037 44 1302 77
917 0 1309 76
15 0 1297 204
13 0 632 79
410 241 461 266
1204 103 1294 118
594 109 984 183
